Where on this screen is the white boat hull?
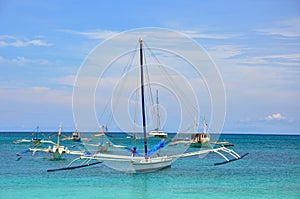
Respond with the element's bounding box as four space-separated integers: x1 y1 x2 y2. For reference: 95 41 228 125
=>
84 154 172 173
132 157 172 173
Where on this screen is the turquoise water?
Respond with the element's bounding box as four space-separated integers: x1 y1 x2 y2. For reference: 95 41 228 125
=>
1 133 299 198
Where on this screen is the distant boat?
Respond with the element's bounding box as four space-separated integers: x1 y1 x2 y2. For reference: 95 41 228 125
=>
62 129 81 142
190 119 210 147
149 129 168 138
148 90 168 138
71 129 81 141
189 120 234 147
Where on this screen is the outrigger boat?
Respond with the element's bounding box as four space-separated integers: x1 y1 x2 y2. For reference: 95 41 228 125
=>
190 119 211 147
47 38 248 173
13 126 55 147
189 120 234 147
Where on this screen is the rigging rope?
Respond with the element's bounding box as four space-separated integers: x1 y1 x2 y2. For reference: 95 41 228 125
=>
98 43 139 130
143 41 199 121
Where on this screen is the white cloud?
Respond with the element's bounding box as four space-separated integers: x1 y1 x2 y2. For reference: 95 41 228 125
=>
265 113 285 121
59 29 118 39
0 35 53 47
31 86 50 92
237 53 300 67
0 41 8 47
12 57 33 65
11 39 53 47
0 86 74 131
182 30 238 39
0 86 71 105
0 56 50 66
207 45 244 59
261 54 300 60
257 18 300 38
0 35 15 39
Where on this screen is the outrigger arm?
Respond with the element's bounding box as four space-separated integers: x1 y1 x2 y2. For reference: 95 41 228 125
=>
47 157 102 172
168 146 248 165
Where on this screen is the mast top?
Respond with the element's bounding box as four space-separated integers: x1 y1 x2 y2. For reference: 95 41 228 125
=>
139 37 143 44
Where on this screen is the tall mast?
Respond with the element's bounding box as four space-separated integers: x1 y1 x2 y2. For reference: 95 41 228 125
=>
139 38 148 157
36 126 39 140
156 90 160 130
203 118 207 134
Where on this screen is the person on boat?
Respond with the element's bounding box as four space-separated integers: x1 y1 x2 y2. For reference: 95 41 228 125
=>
131 146 137 157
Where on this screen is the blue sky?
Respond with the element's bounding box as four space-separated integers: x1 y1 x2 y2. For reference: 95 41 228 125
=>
0 0 299 134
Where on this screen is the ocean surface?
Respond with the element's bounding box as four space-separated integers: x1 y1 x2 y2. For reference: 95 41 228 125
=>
0 132 299 199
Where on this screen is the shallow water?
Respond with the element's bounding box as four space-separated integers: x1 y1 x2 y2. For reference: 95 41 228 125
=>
1 133 299 198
